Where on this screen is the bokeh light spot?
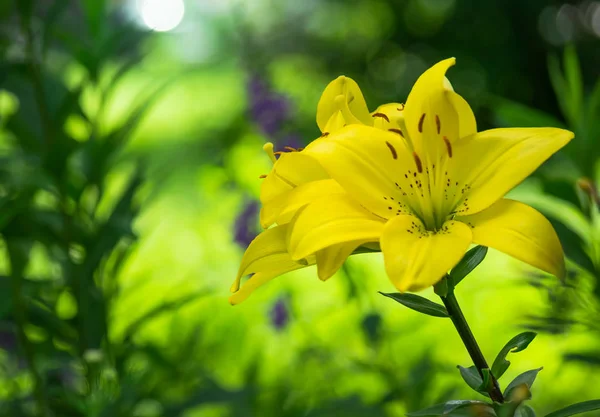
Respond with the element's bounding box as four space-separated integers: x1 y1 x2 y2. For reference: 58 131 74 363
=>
139 0 185 32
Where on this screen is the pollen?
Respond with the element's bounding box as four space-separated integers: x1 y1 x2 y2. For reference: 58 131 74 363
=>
435 115 441 134
385 141 398 159
418 114 426 133
412 152 423 173
443 136 453 157
372 112 390 122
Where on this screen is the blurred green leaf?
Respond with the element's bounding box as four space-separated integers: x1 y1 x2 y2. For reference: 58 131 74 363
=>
450 246 488 287
492 98 563 129
562 46 583 128
491 332 537 379
504 368 542 399
545 400 600 417
379 292 449 318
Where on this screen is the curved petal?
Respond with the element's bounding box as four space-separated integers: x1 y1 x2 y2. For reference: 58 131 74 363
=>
317 76 373 132
315 240 368 281
448 127 574 215
287 194 385 260
403 58 476 160
230 225 315 304
260 151 329 227
381 216 472 291
457 199 565 279
304 125 421 220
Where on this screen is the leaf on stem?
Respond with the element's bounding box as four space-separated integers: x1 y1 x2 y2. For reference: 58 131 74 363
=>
457 365 491 397
449 246 488 287
545 400 600 417
407 400 495 417
504 368 542 399
379 292 449 318
491 332 537 379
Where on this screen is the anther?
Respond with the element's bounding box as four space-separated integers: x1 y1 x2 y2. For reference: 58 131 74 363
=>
320 132 330 138
418 114 426 133
412 152 423 173
385 141 397 160
284 146 297 152
388 128 404 137
372 112 390 123
443 136 453 157
435 115 441 134
397 104 405 111
259 174 267 179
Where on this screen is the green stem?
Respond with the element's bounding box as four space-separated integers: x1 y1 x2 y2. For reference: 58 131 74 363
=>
440 290 504 403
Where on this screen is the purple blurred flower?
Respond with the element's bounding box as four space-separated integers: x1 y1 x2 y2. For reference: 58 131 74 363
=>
234 199 260 248
0 328 17 353
247 74 293 139
270 298 290 330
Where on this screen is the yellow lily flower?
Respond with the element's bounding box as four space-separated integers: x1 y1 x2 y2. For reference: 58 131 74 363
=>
297 58 572 291
230 58 573 304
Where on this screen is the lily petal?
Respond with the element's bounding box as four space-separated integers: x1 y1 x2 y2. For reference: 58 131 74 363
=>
315 241 368 281
403 58 476 159
275 179 346 226
304 125 418 219
260 151 329 228
287 194 385 261
230 224 315 304
457 199 565 279
317 76 373 133
381 216 472 291
449 127 574 215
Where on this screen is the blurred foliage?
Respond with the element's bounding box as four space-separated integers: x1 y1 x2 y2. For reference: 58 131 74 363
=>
0 0 599 416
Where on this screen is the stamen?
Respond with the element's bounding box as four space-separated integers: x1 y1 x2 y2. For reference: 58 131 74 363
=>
443 136 453 157
435 115 441 134
372 112 390 123
388 128 404 137
259 174 267 179
412 152 423 173
320 132 330 138
418 114 426 133
284 146 297 152
385 141 397 159
397 103 405 111
263 142 277 163
274 151 284 155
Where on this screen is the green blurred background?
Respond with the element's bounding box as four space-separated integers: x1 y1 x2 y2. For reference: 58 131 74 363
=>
1 0 600 415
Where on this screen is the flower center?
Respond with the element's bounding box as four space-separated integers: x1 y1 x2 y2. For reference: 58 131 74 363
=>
383 112 470 231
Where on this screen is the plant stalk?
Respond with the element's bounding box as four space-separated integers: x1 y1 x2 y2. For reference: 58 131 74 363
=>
440 290 504 403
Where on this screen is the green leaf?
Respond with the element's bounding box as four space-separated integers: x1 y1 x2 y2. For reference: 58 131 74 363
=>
491 332 537 379
563 46 583 127
450 246 488 287
517 405 537 417
504 368 542 399
457 366 490 397
407 400 494 417
545 400 600 417
379 292 449 318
